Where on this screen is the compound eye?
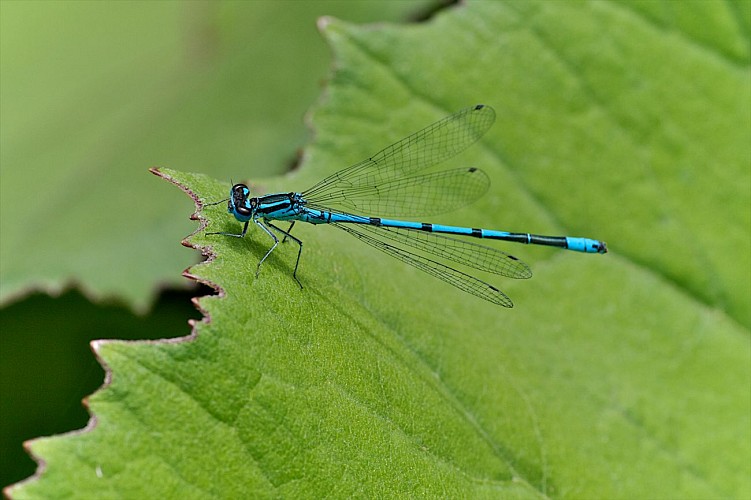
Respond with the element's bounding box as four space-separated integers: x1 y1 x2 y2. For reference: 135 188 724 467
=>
232 183 246 197
229 183 254 217
231 184 250 204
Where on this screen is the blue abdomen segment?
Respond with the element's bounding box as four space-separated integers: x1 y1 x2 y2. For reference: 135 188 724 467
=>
564 237 608 253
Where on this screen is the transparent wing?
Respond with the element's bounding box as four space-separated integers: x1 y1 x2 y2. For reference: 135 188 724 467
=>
335 224 514 307
305 167 489 217
343 224 532 279
303 104 496 215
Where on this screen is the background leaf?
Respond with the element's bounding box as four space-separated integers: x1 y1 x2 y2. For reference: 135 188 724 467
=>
7 0 750 498
0 0 426 312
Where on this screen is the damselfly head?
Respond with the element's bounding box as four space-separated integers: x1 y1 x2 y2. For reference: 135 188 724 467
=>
230 183 253 218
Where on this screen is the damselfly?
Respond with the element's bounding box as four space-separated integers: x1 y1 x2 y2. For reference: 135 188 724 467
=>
206 104 607 307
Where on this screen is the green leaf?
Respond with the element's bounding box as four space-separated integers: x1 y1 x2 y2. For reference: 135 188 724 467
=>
9 1 750 498
0 1 426 312
0 290 200 487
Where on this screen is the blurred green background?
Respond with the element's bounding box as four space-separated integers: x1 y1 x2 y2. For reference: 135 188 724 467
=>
0 0 437 487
